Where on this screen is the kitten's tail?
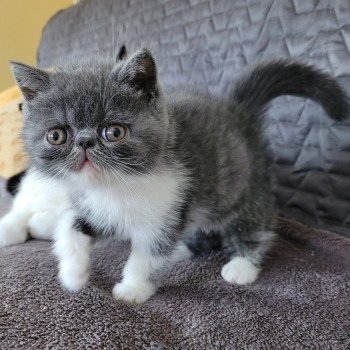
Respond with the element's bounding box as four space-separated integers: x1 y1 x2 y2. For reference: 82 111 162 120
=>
232 60 350 120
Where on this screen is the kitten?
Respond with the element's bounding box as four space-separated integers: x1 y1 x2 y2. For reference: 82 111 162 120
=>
1 48 348 304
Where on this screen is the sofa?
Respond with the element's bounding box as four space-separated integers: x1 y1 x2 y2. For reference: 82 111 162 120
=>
1 1 349 348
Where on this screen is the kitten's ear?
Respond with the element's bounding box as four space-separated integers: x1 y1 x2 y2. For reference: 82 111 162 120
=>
118 48 158 98
10 62 50 101
117 44 127 61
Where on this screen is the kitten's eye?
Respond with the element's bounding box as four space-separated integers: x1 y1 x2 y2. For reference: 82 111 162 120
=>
47 128 67 145
102 124 127 142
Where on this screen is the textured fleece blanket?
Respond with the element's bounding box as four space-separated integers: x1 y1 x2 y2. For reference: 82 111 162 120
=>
0 181 349 349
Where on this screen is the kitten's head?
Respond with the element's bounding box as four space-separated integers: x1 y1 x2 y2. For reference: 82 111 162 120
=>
11 49 169 182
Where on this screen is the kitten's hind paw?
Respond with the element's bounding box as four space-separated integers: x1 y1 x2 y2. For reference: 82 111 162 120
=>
221 257 260 285
0 216 28 247
170 240 193 263
58 263 90 292
112 282 156 304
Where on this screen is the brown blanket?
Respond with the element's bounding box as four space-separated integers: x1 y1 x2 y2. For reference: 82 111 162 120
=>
0 204 349 349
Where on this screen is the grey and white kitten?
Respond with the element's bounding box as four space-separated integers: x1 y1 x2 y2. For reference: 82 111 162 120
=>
1 48 348 304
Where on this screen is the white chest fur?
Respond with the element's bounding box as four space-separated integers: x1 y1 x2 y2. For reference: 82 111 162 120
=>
71 170 187 243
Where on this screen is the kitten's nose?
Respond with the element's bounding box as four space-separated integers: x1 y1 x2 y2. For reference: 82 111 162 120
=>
76 132 96 150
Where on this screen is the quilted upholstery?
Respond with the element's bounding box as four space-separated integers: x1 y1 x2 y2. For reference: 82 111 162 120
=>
37 0 350 235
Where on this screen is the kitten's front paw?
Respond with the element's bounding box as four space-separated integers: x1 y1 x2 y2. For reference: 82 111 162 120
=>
221 257 260 285
58 263 90 292
0 217 27 247
112 282 156 304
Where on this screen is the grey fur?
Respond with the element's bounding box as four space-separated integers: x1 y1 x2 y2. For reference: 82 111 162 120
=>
11 49 350 280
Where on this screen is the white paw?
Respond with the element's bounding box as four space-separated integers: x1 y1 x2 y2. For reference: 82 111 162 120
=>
28 211 57 240
0 216 28 247
112 282 156 304
58 261 90 292
221 257 260 285
170 241 193 263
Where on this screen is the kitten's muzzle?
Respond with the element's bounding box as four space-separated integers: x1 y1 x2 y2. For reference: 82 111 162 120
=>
76 131 96 150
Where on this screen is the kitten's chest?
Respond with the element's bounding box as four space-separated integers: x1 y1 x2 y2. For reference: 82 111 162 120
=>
74 172 186 239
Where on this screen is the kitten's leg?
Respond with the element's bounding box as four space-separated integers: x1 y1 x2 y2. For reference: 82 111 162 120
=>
170 229 224 262
0 175 33 247
183 229 222 256
0 209 31 247
112 250 163 304
169 240 193 263
53 211 92 292
0 199 66 247
0 170 68 247
221 226 275 285
113 237 180 304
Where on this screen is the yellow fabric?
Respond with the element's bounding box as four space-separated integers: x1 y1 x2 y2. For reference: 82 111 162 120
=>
0 85 21 108
0 86 27 178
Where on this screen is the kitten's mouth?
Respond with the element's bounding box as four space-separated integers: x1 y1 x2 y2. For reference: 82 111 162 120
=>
78 153 96 171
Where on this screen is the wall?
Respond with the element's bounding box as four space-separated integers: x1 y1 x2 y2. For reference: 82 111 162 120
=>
0 0 73 91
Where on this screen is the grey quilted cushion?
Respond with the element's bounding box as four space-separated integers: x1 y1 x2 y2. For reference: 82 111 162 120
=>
37 0 350 235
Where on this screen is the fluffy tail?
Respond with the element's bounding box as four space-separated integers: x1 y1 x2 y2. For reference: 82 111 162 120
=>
233 60 350 120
